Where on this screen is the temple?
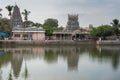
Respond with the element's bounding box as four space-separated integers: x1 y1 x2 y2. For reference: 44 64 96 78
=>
11 5 45 41
66 14 80 31
53 14 90 40
11 5 23 28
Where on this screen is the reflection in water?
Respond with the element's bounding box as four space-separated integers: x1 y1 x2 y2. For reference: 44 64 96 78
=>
0 69 2 80
11 52 23 78
44 49 58 63
8 70 12 80
0 45 120 80
67 51 79 71
0 47 45 80
23 59 28 80
96 46 120 70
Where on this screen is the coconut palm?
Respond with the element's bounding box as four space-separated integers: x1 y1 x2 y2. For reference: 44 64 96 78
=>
22 9 30 27
5 5 13 18
0 8 2 17
111 19 120 38
22 9 30 21
111 19 119 27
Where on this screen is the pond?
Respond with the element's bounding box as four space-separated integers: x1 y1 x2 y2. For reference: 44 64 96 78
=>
0 45 120 80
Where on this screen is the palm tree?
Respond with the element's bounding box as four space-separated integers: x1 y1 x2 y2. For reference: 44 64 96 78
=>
111 19 119 27
22 9 30 27
111 19 120 38
0 8 2 17
5 5 13 18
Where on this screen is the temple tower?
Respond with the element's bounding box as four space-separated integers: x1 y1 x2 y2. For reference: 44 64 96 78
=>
11 5 23 28
66 14 80 32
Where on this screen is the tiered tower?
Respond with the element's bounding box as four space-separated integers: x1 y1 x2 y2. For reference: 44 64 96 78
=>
11 5 23 28
66 14 80 32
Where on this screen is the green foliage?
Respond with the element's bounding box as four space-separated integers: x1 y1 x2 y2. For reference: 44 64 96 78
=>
43 18 58 28
43 26 57 36
23 21 42 27
112 27 120 36
42 18 59 37
22 9 30 21
57 26 64 31
22 9 30 27
5 5 13 16
0 8 2 17
111 19 120 36
32 22 42 27
111 19 119 27
90 25 113 38
23 21 34 27
0 18 11 33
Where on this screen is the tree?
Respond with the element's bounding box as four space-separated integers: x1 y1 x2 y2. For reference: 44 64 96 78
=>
0 18 11 34
22 9 30 21
0 8 2 18
57 26 64 31
5 5 13 18
90 25 113 39
22 9 30 27
33 22 42 27
111 19 119 27
43 26 57 37
43 18 59 39
23 20 34 27
43 18 58 28
111 19 120 37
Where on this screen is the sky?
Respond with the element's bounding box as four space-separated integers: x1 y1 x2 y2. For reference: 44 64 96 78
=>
0 0 120 27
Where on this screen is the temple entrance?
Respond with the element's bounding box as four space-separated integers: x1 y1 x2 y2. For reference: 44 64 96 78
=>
72 34 85 40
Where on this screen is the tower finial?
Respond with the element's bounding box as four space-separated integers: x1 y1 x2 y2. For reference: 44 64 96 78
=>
15 2 17 5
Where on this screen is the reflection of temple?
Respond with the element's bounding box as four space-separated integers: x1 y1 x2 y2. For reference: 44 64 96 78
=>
11 52 23 78
67 52 79 71
44 46 80 70
53 14 90 40
4 47 45 79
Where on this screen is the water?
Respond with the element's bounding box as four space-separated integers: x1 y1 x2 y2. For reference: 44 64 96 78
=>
0 45 120 80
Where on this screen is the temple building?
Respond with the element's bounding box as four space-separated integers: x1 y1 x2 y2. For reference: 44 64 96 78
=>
11 5 45 41
53 14 90 40
11 5 23 28
66 14 79 31
12 27 45 40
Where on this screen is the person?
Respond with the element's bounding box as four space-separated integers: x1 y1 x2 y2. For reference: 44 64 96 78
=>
99 37 101 41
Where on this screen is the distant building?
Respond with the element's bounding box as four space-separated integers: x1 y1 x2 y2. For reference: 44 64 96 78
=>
11 5 23 28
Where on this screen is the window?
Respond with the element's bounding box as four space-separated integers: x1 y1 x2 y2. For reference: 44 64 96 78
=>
23 34 28 37
14 34 20 37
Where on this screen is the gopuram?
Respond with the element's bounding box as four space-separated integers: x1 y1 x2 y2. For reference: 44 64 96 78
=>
11 5 23 28
53 14 89 40
66 14 79 31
